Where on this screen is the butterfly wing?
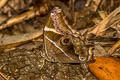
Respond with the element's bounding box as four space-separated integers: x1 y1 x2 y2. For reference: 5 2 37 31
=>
44 17 80 63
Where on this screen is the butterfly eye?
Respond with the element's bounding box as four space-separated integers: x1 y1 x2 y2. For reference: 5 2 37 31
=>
60 36 72 45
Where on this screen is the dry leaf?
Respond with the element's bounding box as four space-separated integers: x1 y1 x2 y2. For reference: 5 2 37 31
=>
88 6 120 36
0 29 43 49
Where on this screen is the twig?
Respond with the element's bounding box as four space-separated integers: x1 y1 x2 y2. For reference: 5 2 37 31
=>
0 3 48 30
0 0 8 9
89 0 101 12
108 40 120 55
0 72 8 80
85 0 92 7
0 10 39 30
0 64 8 80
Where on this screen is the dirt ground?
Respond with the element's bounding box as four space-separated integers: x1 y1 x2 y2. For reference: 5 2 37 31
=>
0 42 97 80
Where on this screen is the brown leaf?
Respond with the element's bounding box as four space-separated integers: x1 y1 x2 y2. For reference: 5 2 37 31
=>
0 29 43 50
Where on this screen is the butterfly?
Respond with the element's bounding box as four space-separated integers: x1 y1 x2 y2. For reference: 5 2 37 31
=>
43 7 92 63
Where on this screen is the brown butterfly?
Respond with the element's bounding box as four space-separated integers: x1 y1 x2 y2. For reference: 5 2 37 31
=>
44 7 92 63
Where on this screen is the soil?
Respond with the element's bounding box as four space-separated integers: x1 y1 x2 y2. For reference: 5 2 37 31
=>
0 42 97 80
